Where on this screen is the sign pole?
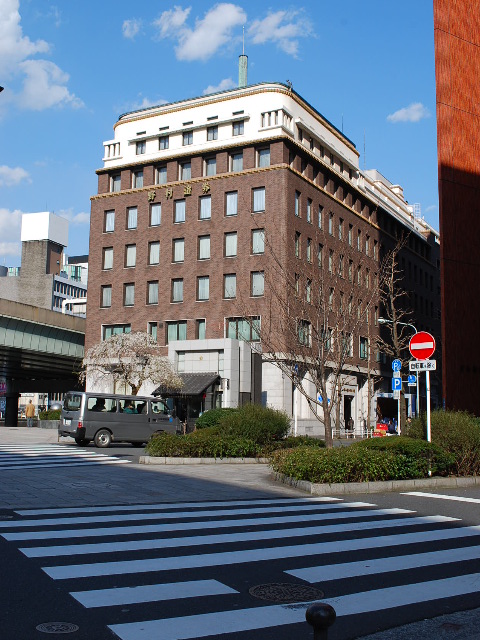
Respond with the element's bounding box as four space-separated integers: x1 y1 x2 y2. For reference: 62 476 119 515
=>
426 370 431 443
398 393 401 436
416 375 420 418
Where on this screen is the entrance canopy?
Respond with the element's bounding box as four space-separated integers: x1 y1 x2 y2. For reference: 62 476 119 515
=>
153 372 220 397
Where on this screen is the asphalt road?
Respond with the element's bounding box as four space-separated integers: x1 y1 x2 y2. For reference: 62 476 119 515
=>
2 428 480 640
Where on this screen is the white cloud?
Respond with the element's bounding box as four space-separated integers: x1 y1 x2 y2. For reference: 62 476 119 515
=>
0 0 82 111
154 3 246 62
117 95 168 113
123 18 141 39
17 59 83 110
387 103 431 123
425 204 437 213
0 207 23 253
56 208 90 225
0 241 21 257
248 9 314 57
203 78 236 95
0 165 30 187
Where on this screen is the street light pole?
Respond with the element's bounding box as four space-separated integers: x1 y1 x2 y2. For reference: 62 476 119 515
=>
378 318 419 419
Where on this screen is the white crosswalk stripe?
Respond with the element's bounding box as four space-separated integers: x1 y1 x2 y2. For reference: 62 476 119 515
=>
0 444 129 469
1 497 480 640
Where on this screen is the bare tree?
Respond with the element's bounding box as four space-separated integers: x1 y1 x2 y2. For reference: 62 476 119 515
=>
242 236 382 448
80 332 183 395
377 238 414 432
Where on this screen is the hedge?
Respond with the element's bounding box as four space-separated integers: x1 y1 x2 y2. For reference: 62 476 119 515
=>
215 404 291 444
145 430 261 458
38 409 61 420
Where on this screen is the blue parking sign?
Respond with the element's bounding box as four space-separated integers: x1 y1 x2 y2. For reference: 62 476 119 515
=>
391 377 402 391
392 359 402 372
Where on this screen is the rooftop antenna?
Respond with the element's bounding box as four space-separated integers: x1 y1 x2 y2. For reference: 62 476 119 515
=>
363 129 366 170
238 26 248 88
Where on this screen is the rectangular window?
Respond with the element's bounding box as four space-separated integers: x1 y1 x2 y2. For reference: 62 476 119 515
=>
149 241 160 265
171 279 183 303
318 205 323 228
182 130 193 146
198 235 210 260
348 224 353 246
110 174 121 192
125 244 136 267
338 254 344 277
156 166 167 185
173 238 185 263
124 283 135 307
224 274 237 299
148 322 158 341
159 135 169 150
147 281 159 305
328 249 333 273
357 230 362 251
197 276 209 301
357 265 362 286
306 279 312 303
251 271 264 297
205 157 216 176
295 231 301 258
306 238 312 263
252 229 265 254
233 120 244 136
101 285 112 308
295 191 300 216
373 240 378 259
359 336 368 360
307 199 312 223
328 213 334 235
231 152 243 172
365 235 370 256
103 324 131 340
167 320 187 343
150 203 161 226
174 199 186 223
207 125 218 141
348 259 353 282
318 243 323 268
132 170 143 189
226 191 238 216
227 316 260 342
225 232 237 257
258 147 270 167
127 207 137 229
252 187 265 212
196 319 206 339
199 195 211 220
339 218 343 240
329 288 334 310
298 320 311 346
136 141 146 155
103 247 113 270
180 162 191 180
105 210 115 232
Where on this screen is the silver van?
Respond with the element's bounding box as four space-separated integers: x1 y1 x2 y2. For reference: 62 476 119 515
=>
59 391 180 447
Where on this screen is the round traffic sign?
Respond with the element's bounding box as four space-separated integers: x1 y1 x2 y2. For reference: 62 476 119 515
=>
409 331 435 360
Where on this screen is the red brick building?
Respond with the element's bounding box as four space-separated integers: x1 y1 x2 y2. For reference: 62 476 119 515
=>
86 81 440 435
434 0 480 413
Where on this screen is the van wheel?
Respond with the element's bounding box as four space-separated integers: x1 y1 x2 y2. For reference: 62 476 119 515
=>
94 429 112 448
75 438 89 446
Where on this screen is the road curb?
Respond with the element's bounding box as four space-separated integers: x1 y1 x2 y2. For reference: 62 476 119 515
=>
139 456 270 465
276 473 480 495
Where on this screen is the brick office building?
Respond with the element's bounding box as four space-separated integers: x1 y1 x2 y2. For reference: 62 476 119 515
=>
434 0 480 413
86 80 440 436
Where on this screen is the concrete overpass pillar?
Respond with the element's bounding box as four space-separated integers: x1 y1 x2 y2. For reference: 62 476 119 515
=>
5 391 19 427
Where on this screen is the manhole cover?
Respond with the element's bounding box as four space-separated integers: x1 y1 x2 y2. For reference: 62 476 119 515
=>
36 622 79 634
249 583 324 603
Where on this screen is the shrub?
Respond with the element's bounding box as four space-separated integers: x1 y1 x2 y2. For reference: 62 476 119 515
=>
38 409 61 420
145 430 261 459
270 446 418 484
216 404 290 444
355 436 454 477
262 435 326 455
195 408 238 430
406 410 480 476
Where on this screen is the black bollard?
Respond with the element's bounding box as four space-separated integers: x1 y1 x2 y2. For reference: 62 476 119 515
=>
306 603 336 640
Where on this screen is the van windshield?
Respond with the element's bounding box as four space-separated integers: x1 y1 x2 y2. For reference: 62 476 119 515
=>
64 394 83 411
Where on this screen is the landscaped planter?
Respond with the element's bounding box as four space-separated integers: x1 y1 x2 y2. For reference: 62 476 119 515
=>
37 420 60 430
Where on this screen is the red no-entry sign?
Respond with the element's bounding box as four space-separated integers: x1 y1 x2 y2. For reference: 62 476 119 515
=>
409 331 436 360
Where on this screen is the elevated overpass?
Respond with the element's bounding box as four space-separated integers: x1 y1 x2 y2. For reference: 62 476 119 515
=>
0 299 85 426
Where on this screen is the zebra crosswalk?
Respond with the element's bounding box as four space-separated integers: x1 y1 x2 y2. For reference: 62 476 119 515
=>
1 497 480 640
0 444 130 469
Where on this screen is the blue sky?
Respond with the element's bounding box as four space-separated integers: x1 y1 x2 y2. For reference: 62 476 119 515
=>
0 0 437 266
